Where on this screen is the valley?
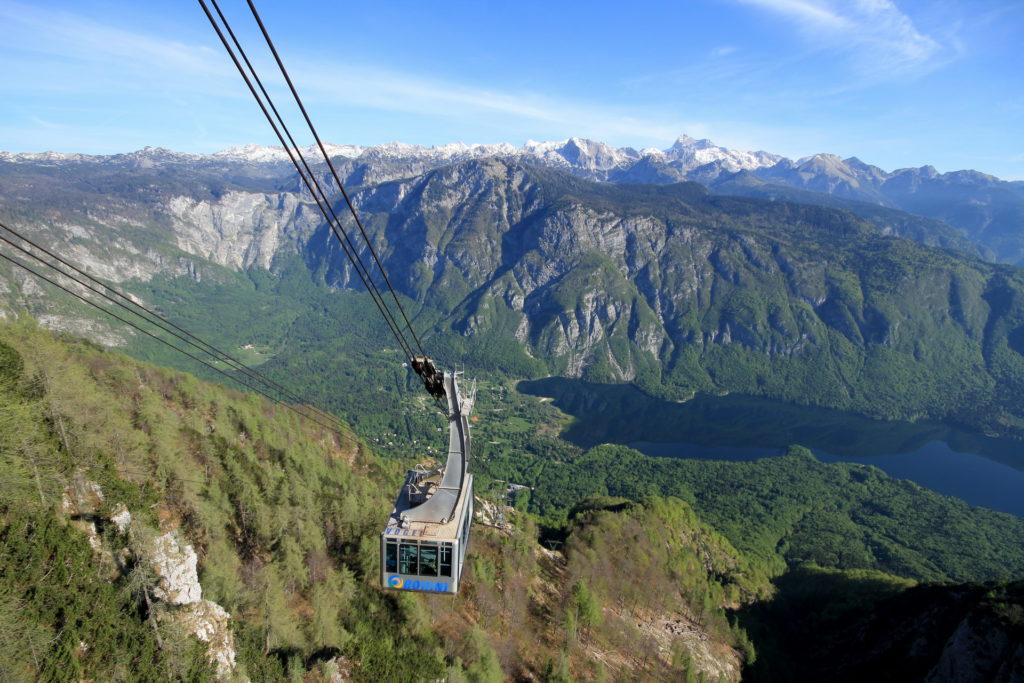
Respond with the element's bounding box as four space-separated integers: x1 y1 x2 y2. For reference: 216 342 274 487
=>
3 137 1024 680
6 145 1024 437
518 378 1024 517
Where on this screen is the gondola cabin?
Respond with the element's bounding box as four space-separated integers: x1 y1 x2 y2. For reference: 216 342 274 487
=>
381 371 474 594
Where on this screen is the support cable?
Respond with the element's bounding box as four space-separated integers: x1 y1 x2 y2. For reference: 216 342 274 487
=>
245 0 429 359
0 235 348 436
203 0 413 360
0 249 344 434
199 0 417 362
0 221 345 431
211 0 414 361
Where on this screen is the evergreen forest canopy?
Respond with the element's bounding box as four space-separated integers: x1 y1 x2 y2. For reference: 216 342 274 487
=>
2 320 1024 681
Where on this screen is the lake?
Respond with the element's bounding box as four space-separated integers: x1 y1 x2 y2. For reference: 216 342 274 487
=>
517 377 1024 517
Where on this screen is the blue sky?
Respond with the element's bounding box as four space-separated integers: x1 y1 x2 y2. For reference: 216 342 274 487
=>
1 0 1021 179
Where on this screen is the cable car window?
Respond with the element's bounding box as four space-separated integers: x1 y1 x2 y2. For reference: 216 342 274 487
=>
399 542 418 575
461 507 471 546
385 541 398 573
419 543 439 577
439 543 453 577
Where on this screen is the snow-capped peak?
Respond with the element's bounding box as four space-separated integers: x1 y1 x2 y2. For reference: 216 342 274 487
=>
662 136 781 173
214 142 364 163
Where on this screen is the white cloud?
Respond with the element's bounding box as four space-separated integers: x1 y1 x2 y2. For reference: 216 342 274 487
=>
0 1 703 151
27 116 65 130
1 1 219 71
740 0 850 29
279 60 702 147
734 0 950 81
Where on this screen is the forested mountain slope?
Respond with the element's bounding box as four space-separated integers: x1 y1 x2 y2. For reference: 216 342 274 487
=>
495 443 1024 583
4 320 1024 680
6 155 1024 439
0 320 770 681
321 160 1024 434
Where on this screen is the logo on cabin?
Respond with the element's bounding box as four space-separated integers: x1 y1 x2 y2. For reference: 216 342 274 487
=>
386 575 449 592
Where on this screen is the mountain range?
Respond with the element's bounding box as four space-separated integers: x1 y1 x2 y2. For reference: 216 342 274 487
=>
4 136 1024 679
3 135 1024 438
5 133 1021 262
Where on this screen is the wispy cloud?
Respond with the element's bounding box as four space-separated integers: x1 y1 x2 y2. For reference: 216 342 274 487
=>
0 1 223 75
292 60 701 146
0 0 235 101
0 1 703 151
734 0 952 82
740 0 850 29
27 116 65 130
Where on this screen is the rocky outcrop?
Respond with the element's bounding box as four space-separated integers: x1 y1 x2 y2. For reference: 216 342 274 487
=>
927 610 1024 682
61 474 105 517
58 477 237 680
109 503 132 533
162 600 238 680
147 530 239 678
165 191 321 271
148 530 202 605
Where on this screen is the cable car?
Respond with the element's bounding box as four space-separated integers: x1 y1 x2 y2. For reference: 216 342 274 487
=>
198 1 478 593
381 370 474 594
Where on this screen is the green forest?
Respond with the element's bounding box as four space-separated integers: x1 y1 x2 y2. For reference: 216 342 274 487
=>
0 319 757 680
2 319 1024 681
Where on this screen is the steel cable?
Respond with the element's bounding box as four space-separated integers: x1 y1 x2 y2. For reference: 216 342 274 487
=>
199 0 415 362
244 0 430 359
199 0 419 363
0 242 350 438
0 220 346 431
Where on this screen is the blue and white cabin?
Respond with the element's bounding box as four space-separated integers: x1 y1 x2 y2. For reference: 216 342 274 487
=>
381 371 474 594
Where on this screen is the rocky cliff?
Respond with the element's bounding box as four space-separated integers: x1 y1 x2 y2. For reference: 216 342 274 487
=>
4 150 1024 431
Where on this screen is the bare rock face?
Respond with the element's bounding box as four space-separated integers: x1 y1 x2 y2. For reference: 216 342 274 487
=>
146 531 240 679
148 530 202 605
109 503 132 533
324 656 358 682
164 600 238 680
61 475 105 517
474 496 514 532
165 191 322 271
927 612 1024 682
56 476 237 680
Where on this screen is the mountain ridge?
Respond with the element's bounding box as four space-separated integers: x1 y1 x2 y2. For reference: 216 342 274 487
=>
7 132 1021 263
3 152 1024 435
2 133 1010 185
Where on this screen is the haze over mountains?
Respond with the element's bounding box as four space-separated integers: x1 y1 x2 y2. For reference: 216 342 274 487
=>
5 133 1022 263
4 134 1024 440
